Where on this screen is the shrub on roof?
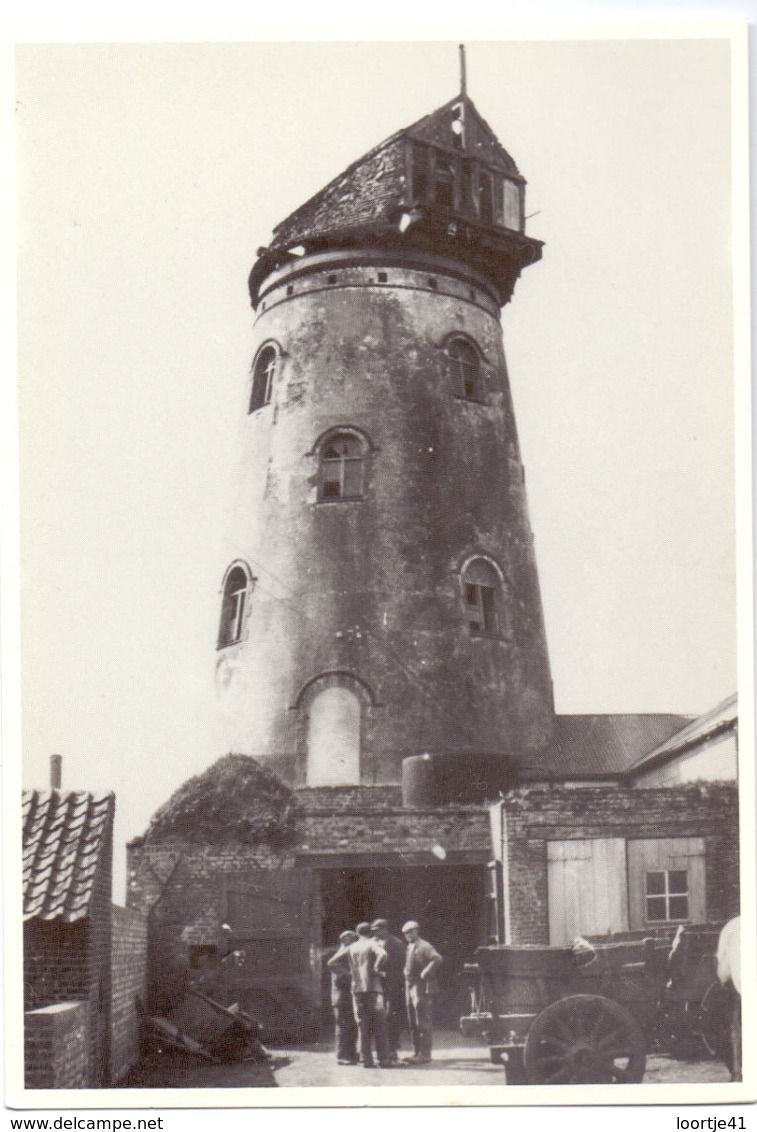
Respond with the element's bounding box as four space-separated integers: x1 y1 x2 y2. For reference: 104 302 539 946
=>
142 755 296 846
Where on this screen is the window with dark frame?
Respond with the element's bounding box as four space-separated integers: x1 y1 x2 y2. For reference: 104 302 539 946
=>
463 559 502 636
447 337 480 400
478 170 494 225
645 869 689 922
318 433 365 501
218 565 250 647
503 179 521 230
189 945 219 970
434 151 456 209
249 345 277 412
411 142 430 203
407 138 522 234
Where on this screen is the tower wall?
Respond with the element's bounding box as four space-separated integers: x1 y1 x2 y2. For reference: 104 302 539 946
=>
216 250 554 785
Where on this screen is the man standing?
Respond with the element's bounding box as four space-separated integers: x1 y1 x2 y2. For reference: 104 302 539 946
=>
347 921 394 1068
402 920 443 1065
371 918 405 1062
326 930 359 1065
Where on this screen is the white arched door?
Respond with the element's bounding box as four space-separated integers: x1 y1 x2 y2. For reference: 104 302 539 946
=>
306 687 361 785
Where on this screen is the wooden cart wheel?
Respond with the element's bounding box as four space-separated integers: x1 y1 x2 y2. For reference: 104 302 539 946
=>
523 994 647 1084
699 980 731 1061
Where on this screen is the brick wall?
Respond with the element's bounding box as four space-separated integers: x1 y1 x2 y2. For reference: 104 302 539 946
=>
25 1002 88 1089
23 807 114 1087
86 820 113 1085
126 794 490 1022
297 789 491 856
24 920 88 1011
496 781 739 943
110 904 148 1083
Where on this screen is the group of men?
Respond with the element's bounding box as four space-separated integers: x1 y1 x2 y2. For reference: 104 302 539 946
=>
326 918 443 1068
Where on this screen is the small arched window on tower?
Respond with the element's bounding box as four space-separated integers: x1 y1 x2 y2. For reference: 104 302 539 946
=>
249 344 278 413
318 432 366 501
446 337 480 401
218 564 251 647
462 558 502 637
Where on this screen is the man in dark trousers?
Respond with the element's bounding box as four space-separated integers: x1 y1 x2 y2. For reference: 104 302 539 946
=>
402 920 443 1064
347 921 395 1068
371 918 405 1062
326 930 359 1064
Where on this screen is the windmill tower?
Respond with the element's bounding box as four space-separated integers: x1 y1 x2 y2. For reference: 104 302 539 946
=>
216 58 554 794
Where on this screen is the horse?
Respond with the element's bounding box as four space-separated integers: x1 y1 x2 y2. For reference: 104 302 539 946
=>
716 916 741 1080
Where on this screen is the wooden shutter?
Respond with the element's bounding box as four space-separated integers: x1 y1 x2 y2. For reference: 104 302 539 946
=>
627 838 706 929
547 838 628 944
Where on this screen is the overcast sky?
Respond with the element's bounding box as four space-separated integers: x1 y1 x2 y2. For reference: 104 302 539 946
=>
15 36 742 899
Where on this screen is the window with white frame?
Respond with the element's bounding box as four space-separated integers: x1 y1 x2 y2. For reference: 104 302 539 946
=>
218 564 251 647
249 344 277 412
645 869 689 922
318 432 366 501
446 336 480 401
462 558 502 636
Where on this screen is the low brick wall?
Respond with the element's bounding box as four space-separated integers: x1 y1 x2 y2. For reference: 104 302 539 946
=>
497 781 739 943
25 1002 88 1089
110 904 148 1083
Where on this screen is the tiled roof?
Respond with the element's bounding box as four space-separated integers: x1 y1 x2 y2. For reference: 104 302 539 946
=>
23 790 114 922
521 714 692 781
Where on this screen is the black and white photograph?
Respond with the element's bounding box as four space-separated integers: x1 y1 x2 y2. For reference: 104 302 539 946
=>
7 25 755 1112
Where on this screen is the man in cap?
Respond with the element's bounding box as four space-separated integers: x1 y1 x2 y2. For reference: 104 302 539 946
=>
347 921 394 1068
371 918 405 1062
402 920 443 1064
326 930 359 1064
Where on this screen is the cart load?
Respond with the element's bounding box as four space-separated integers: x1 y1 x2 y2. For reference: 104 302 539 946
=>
461 922 728 1085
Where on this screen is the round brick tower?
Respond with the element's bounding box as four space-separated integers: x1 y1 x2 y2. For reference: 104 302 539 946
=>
215 93 555 789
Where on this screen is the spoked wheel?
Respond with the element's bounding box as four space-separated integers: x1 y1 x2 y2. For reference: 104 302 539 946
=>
699 980 732 1061
523 994 647 1084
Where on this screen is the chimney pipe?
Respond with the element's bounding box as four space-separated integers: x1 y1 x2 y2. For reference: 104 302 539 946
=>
50 754 62 791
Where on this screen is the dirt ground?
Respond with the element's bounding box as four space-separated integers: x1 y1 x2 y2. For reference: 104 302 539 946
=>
119 1030 731 1090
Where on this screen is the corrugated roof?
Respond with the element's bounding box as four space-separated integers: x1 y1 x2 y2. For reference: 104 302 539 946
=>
521 714 692 780
23 790 113 922
625 694 737 778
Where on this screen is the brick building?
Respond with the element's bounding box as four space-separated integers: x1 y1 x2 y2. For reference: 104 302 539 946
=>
23 783 147 1088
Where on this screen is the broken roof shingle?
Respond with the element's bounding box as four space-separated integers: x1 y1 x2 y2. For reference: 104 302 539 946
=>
23 790 113 922
268 96 520 255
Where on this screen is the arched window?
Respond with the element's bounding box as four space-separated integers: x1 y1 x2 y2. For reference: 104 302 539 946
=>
306 687 361 785
462 558 502 636
318 432 365 501
249 344 277 413
218 564 251 647
446 337 480 401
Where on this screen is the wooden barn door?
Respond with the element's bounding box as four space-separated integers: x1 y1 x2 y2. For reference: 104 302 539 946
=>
219 869 318 1040
548 838 628 944
627 838 706 929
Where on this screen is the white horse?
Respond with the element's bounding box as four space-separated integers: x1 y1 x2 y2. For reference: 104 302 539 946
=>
716 916 741 1080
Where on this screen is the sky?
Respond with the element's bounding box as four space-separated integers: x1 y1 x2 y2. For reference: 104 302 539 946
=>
13 35 744 901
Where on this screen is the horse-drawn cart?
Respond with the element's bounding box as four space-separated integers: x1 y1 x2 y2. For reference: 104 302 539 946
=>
460 923 728 1084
